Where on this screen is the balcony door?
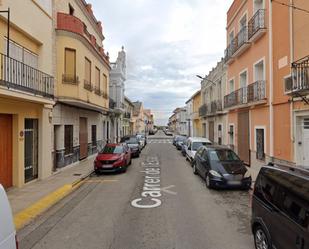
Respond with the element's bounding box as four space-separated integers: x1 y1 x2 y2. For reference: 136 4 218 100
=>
254 0 264 13
302 117 309 166
238 111 250 165
240 71 248 104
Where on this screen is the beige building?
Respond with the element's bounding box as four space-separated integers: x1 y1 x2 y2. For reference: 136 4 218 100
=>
53 0 110 168
123 96 134 136
0 0 54 188
132 101 145 134
199 59 227 145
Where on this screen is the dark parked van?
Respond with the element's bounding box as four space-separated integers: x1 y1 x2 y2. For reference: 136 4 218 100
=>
251 164 309 249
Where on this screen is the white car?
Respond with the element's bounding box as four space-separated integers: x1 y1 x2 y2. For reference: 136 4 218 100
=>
136 134 146 148
185 137 212 164
0 184 17 249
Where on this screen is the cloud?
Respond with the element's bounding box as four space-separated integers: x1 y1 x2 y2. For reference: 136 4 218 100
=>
92 0 233 125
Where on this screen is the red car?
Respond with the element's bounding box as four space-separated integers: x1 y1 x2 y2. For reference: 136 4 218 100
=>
94 143 132 174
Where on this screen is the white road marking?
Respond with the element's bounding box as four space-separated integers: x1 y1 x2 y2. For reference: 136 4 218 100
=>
161 185 177 195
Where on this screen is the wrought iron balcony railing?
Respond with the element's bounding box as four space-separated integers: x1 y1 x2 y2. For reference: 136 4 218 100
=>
109 98 116 109
248 9 266 40
124 112 131 119
210 100 223 114
62 74 79 84
235 26 249 51
0 53 54 98
224 80 266 108
287 56 309 95
84 80 93 91
199 104 208 117
94 86 102 96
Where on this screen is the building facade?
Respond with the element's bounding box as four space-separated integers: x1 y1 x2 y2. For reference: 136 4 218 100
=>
185 98 194 137
53 0 110 169
192 90 202 137
200 59 227 145
225 0 270 167
174 107 187 135
123 96 134 136
132 101 145 134
0 0 54 188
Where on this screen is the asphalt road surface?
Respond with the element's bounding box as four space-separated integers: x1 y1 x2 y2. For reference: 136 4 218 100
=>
18 131 254 249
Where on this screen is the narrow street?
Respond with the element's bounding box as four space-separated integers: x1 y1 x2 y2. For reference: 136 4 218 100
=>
18 131 254 249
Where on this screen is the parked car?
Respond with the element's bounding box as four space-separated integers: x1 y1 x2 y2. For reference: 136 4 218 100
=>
185 137 212 164
136 134 147 148
165 130 173 136
192 145 252 190
0 184 18 249
176 136 186 150
121 136 141 157
251 164 309 249
94 143 131 174
173 135 181 146
181 138 188 156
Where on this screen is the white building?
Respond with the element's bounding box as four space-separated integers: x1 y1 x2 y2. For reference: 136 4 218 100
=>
109 47 126 142
174 107 187 135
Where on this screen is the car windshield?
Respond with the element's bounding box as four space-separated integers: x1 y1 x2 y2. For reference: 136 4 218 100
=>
126 138 139 144
192 142 211 151
101 146 123 154
177 136 186 142
208 149 240 162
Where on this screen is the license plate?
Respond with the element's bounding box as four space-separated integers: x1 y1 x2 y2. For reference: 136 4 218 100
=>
228 181 241 185
103 164 113 169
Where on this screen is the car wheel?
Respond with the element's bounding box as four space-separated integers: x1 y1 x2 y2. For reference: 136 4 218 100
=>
205 173 212 189
95 170 100 175
193 163 197 175
254 226 271 249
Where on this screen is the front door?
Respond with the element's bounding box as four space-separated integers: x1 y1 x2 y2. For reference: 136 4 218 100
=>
302 117 309 165
238 111 250 165
24 119 38 183
0 114 12 188
79 117 88 160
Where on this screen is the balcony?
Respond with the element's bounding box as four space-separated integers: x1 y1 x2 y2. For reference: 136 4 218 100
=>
84 80 93 91
57 13 109 63
286 56 309 97
210 100 223 114
199 104 208 117
109 98 116 109
62 74 79 84
124 112 131 119
0 53 54 98
233 26 250 57
248 9 266 42
224 80 266 109
94 86 102 96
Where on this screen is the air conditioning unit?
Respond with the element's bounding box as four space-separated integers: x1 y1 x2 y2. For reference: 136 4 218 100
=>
284 75 293 93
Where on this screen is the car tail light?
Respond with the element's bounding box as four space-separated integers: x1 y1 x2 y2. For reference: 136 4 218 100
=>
15 235 19 249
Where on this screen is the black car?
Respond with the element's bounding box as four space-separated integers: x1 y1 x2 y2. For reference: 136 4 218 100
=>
181 138 187 156
192 145 251 189
176 136 186 150
251 164 309 249
120 136 141 157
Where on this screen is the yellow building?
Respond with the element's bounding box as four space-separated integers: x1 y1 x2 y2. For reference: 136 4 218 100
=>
53 0 110 168
132 101 145 134
0 0 54 188
123 96 134 136
192 91 202 137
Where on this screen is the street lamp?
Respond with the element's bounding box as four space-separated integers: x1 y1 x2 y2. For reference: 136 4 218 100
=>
0 8 10 57
196 75 217 85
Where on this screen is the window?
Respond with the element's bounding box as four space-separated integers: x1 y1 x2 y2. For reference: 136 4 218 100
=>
64 125 73 155
256 128 265 160
254 0 264 13
240 70 247 88
84 57 91 84
229 125 234 149
101 146 124 154
95 67 100 90
65 48 76 77
103 74 108 97
254 171 277 206
92 125 97 146
4 38 38 68
254 60 265 81
69 4 74 15
229 31 234 45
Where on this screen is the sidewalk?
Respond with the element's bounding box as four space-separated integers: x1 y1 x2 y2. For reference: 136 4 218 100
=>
7 155 95 229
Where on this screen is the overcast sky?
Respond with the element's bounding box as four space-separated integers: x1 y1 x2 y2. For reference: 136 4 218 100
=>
92 0 234 125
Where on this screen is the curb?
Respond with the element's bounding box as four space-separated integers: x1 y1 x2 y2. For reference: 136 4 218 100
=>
13 170 94 231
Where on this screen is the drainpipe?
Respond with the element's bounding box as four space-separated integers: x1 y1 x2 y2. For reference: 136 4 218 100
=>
289 0 295 163
269 0 274 160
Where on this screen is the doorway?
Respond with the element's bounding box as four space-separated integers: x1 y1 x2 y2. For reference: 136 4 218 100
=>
0 114 12 188
24 119 38 183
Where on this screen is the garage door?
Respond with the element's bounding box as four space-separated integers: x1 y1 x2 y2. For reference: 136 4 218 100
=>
0 114 12 188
